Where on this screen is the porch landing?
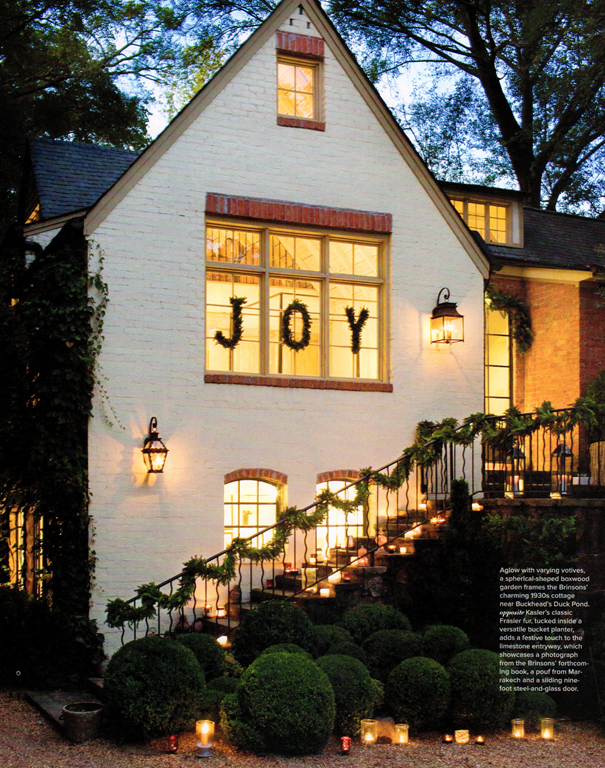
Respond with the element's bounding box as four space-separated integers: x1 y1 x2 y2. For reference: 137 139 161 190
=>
25 689 103 734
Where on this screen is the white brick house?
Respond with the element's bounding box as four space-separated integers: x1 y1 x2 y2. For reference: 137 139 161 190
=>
23 0 490 654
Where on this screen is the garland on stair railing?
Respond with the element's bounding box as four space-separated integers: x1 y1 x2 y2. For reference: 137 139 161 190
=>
105 395 605 631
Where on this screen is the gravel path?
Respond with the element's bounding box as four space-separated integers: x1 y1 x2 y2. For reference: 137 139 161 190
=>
1 690 605 768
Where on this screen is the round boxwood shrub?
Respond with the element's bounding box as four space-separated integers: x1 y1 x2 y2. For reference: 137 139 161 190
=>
312 624 353 657
421 625 471 666
199 676 239 720
261 643 313 660
231 600 315 666
104 636 205 740
325 641 368 665
221 652 335 754
363 629 422 682
385 656 450 731
513 691 556 728
175 633 225 680
341 604 411 645
448 649 514 731
315 654 375 736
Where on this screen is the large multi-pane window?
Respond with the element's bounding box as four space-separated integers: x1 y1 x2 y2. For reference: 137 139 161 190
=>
224 478 283 548
450 197 509 244
206 224 385 380
485 303 512 414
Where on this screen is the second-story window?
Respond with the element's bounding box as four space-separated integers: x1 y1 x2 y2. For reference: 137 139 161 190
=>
278 60 316 120
450 198 509 244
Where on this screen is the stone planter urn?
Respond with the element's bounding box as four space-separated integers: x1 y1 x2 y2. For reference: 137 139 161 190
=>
61 702 104 743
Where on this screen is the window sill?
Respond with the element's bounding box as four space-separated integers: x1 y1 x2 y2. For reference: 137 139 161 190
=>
205 373 392 392
277 116 325 131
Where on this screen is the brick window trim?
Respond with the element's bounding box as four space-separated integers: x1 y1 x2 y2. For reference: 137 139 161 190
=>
276 31 324 59
206 193 393 234
224 468 287 485
277 115 325 131
205 373 393 392
317 470 360 484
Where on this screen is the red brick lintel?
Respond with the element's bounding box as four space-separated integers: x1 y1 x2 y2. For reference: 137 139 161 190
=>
224 468 288 485
276 31 324 59
317 470 360 484
205 373 393 392
206 193 393 234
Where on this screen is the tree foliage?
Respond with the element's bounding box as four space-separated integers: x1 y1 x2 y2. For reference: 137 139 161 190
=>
0 0 223 238
329 0 605 212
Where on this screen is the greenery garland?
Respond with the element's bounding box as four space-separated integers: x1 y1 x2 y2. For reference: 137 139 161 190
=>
485 285 534 354
105 392 605 631
281 299 312 351
215 296 247 349
345 306 369 353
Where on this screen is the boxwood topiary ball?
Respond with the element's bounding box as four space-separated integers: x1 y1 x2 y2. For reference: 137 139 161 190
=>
175 633 225 680
363 629 422 682
312 624 354 657
341 604 411 645
222 652 335 754
104 636 205 740
421 625 470 666
261 643 313 660
385 656 450 731
448 649 514 731
231 600 315 666
315 654 375 736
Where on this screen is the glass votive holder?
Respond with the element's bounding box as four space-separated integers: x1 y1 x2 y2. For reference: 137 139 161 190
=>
540 718 554 740
360 719 378 745
443 734 453 743
455 729 470 744
394 723 409 744
475 735 485 745
195 720 214 758
340 735 351 753
511 718 525 739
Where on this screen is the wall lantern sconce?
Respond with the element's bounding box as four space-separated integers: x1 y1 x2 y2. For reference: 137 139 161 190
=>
142 417 169 473
430 288 464 344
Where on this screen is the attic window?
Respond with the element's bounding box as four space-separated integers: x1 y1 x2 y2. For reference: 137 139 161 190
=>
450 197 509 244
25 203 41 224
276 31 325 131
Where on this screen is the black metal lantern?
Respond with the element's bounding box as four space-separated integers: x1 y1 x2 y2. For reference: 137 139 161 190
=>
142 417 168 473
505 445 526 497
551 442 573 495
430 287 464 344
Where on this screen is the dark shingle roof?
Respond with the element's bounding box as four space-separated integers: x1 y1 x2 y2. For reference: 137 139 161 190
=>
488 207 605 272
29 138 140 220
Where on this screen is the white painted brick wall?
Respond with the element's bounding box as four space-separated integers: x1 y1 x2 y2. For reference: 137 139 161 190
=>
87 8 485 655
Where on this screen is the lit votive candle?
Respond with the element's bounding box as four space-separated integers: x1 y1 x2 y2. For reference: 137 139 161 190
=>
195 720 214 758
475 736 485 745
360 719 378 744
455 730 470 744
394 723 409 744
340 736 351 753
216 606 226 618
217 635 228 647
511 719 525 739
319 587 330 597
540 718 554 740
443 734 453 743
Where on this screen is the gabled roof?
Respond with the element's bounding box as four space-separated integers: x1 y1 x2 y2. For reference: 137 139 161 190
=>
27 138 139 220
488 207 605 272
80 0 490 278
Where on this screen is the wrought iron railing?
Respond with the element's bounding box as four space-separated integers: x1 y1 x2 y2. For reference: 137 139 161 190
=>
109 405 605 644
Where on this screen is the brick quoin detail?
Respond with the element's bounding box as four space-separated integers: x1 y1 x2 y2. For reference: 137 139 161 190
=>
206 193 393 234
224 468 288 485
205 373 393 392
276 31 324 59
317 470 360 484
277 115 325 131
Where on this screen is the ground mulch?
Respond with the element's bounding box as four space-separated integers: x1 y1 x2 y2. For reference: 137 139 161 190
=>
1 690 605 768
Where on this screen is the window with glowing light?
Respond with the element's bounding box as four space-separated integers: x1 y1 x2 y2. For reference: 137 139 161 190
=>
224 478 284 549
485 302 512 414
449 197 509 244
278 60 316 120
206 224 385 380
315 477 364 556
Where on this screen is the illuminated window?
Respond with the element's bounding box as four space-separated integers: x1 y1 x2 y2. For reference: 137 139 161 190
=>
278 60 316 119
450 198 509 244
485 302 511 414
315 476 364 555
206 224 385 380
224 478 284 548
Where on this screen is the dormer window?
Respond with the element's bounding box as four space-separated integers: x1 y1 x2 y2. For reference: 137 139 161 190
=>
450 197 509 244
